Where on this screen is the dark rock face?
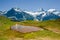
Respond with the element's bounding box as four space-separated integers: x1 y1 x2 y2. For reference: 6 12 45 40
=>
5 8 34 21
36 13 60 21
11 24 43 33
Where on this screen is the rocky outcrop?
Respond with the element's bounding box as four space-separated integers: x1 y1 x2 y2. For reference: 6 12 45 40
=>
11 24 43 33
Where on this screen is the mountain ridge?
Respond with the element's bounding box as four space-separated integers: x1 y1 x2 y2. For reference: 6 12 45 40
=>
0 8 60 21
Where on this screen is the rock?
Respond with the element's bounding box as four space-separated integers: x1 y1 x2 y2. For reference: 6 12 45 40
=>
11 24 43 33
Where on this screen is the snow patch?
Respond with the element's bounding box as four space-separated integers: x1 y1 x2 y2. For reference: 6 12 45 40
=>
24 11 41 17
48 9 56 12
13 8 22 12
8 16 17 20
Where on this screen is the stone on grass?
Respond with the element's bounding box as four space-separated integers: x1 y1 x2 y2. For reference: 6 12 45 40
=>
11 24 43 33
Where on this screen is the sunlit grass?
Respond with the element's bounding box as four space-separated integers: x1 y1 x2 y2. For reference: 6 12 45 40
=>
0 16 60 40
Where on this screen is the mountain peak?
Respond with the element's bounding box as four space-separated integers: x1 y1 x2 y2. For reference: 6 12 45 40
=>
11 8 22 12
38 8 44 12
48 9 56 12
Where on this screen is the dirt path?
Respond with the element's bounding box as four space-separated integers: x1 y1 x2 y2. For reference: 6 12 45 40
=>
44 27 60 34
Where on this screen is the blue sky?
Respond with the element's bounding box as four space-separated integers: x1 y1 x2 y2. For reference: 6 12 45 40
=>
0 0 60 11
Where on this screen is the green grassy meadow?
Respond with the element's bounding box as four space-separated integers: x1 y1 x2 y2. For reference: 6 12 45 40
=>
0 16 60 40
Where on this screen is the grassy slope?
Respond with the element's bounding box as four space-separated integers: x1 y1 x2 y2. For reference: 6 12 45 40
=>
0 16 60 40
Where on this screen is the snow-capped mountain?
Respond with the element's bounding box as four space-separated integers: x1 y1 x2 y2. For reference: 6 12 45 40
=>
5 8 34 21
36 9 60 21
24 8 45 17
0 8 60 21
0 11 4 15
0 11 6 16
47 9 60 16
48 9 56 12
